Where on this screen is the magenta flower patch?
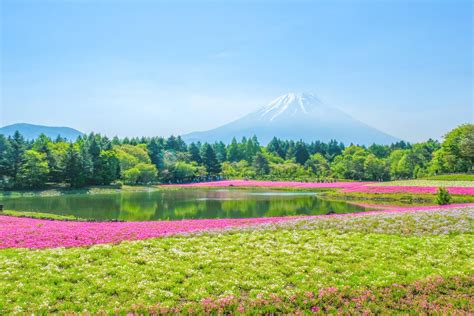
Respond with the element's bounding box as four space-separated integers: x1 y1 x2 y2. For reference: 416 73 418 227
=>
1 203 472 249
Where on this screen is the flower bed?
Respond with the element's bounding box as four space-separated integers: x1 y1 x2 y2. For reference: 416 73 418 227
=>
1 207 472 314
166 180 474 195
168 180 370 189
1 203 472 249
341 185 474 195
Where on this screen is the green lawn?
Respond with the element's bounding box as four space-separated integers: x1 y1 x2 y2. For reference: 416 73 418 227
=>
422 173 474 181
1 208 472 314
370 179 474 187
0 210 85 221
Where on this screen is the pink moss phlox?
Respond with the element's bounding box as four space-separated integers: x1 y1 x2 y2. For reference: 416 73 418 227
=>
164 180 474 195
164 180 371 189
1 203 473 249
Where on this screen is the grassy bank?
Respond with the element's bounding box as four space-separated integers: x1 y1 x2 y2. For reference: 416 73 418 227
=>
1 207 473 314
0 184 162 199
0 210 84 221
422 173 474 181
369 179 474 187
321 190 474 204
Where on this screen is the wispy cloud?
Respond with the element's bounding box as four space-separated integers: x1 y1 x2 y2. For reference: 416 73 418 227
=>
210 50 236 59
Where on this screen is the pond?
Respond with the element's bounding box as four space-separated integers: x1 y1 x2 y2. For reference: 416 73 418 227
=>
0 189 373 221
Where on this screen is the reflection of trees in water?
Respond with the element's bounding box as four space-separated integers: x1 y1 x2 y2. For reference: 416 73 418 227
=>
3 194 122 220
119 192 156 221
4 190 370 221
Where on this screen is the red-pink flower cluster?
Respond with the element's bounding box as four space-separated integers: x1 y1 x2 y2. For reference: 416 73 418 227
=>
167 180 474 195
341 185 474 195
0 215 300 249
1 203 472 249
166 180 370 189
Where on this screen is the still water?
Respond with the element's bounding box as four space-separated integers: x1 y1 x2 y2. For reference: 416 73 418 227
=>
1 189 372 221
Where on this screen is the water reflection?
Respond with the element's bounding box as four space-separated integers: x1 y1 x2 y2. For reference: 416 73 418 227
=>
1 189 372 221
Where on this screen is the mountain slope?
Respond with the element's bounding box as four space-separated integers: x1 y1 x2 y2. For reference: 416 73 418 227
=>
0 123 83 140
182 92 400 145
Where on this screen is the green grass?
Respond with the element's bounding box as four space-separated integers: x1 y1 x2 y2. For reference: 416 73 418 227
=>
321 190 474 204
1 208 472 314
422 173 474 181
371 179 474 187
0 210 85 221
0 184 163 199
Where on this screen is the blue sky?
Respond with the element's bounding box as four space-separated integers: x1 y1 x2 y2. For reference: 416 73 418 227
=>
1 0 472 142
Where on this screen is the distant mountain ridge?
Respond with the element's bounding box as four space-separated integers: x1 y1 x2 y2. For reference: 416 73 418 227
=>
182 92 400 145
0 123 83 140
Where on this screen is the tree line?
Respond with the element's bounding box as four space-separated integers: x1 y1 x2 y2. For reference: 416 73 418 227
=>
0 124 472 189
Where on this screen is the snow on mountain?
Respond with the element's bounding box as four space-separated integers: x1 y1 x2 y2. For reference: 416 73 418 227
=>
256 92 323 121
182 92 400 145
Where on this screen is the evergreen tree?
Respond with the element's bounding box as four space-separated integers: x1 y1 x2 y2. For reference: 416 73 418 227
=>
0 135 13 181
176 136 188 152
147 138 164 169
214 141 227 163
63 144 84 188
188 143 202 164
267 137 285 158
285 141 296 160
87 135 102 184
227 137 241 162
294 141 310 165
166 135 179 151
244 136 260 161
9 131 26 181
253 152 270 175
201 143 221 175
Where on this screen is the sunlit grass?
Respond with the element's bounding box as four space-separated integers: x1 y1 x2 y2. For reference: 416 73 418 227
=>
1 208 472 314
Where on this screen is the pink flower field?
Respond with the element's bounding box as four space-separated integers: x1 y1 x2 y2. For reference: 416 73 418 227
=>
1 203 472 249
168 180 371 189
341 185 474 195
167 180 474 195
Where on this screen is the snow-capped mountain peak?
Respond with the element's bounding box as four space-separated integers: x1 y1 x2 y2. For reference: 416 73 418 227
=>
256 92 325 121
182 92 400 145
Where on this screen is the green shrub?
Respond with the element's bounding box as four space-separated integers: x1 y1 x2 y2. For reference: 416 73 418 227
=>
436 187 452 205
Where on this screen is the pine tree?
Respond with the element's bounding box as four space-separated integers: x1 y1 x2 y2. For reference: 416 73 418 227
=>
0 135 13 179
147 138 164 169
9 131 26 181
214 142 227 163
188 143 202 164
63 144 84 188
253 152 270 175
201 143 221 175
294 141 310 165
267 137 285 158
227 137 241 162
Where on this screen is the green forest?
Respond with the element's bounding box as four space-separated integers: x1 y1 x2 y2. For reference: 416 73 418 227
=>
0 124 472 189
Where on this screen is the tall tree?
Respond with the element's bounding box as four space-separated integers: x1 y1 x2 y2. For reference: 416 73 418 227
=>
147 138 164 170
62 144 84 188
188 143 202 164
294 141 310 165
267 137 285 158
227 138 241 162
17 150 49 189
213 141 227 163
96 150 121 185
201 143 221 175
9 131 26 181
253 152 270 176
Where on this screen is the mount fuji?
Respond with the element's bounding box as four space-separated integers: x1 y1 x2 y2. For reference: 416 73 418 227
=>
182 92 400 145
